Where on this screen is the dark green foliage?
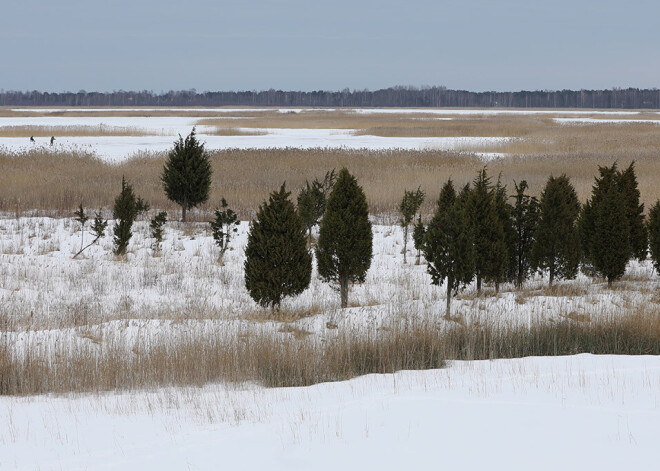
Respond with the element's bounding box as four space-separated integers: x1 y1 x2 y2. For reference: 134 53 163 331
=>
465 168 507 293
649 201 660 275
531 175 581 286
73 210 107 258
511 181 539 289
437 179 457 213
297 169 336 246
150 211 168 252
412 215 426 265
316 168 373 308
73 203 89 253
90 211 108 241
399 186 425 264
210 198 239 260
594 185 629 285
494 176 516 290
579 163 631 286
244 184 312 312
161 128 212 222
618 162 647 260
113 177 147 256
423 180 475 318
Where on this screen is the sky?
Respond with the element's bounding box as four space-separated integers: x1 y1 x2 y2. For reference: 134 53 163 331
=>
2 0 659 93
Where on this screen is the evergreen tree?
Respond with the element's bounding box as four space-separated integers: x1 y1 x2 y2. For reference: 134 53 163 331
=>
73 210 107 259
511 181 539 289
465 168 507 294
618 162 647 260
316 168 373 308
412 215 425 265
494 176 516 291
73 203 89 254
399 186 425 264
244 184 312 312
649 201 660 275
579 163 618 270
593 184 630 286
579 163 631 286
161 128 212 222
150 211 168 253
113 177 148 256
297 170 336 247
210 198 239 263
437 179 457 212
531 175 581 287
423 180 475 318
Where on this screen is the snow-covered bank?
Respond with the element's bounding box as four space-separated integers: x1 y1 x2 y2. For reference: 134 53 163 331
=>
1 355 659 470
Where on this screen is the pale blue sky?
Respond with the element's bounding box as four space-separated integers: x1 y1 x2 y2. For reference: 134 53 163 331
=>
2 0 658 92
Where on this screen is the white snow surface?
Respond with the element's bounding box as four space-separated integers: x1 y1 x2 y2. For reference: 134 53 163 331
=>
2 107 657 162
1 217 659 469
1 355 659 470
0 113 510 161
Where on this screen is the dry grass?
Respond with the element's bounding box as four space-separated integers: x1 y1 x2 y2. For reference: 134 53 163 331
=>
2 144 660 218
0 321 446 395
0 125 159 137
205 127 268 136
2 306 659 395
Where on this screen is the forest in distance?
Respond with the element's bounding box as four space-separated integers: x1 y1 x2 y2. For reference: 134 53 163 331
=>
2 86 660 109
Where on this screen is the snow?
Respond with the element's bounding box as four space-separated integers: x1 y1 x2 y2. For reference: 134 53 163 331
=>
1 216 659 469
0 123 510 162
1 355 659 470
2 108 656 161
554 117 660 125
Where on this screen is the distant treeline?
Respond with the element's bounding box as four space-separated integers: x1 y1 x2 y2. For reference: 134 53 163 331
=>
2 86 660 109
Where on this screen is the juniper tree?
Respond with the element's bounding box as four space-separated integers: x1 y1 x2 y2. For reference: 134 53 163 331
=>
150 211 168 253
297 170 336 247
649 201 660 276
466 168 507 294
399 186 425 264
113 177 148 256
244 184 312 312
511 181 539 289
316 168 373 308
161 128 212 222
412 215 425 265
618 162 647 260
210 198 239 263
73 210 107 259
73 203 89 254
494 176 516 291
423 180 475 318
593 184 629 286
531 175 581 287
579 163 630 286
297 180 324 246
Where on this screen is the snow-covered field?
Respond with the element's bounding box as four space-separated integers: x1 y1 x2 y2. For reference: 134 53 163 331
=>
1 107 658 162
1 200 659 467
2 354 659 470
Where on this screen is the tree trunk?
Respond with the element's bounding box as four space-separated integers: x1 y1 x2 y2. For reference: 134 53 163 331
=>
308 226 312 248
445 278 452 319
549 265 555 288
476 275 482 295
181 205 187 223
340 276 349 309
403 225 408 264
415 249 421 265
495 281 500 294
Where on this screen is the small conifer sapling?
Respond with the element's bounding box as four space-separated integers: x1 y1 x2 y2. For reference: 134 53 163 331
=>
399 187 425 264
211 198 239 263
150 211 168 254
